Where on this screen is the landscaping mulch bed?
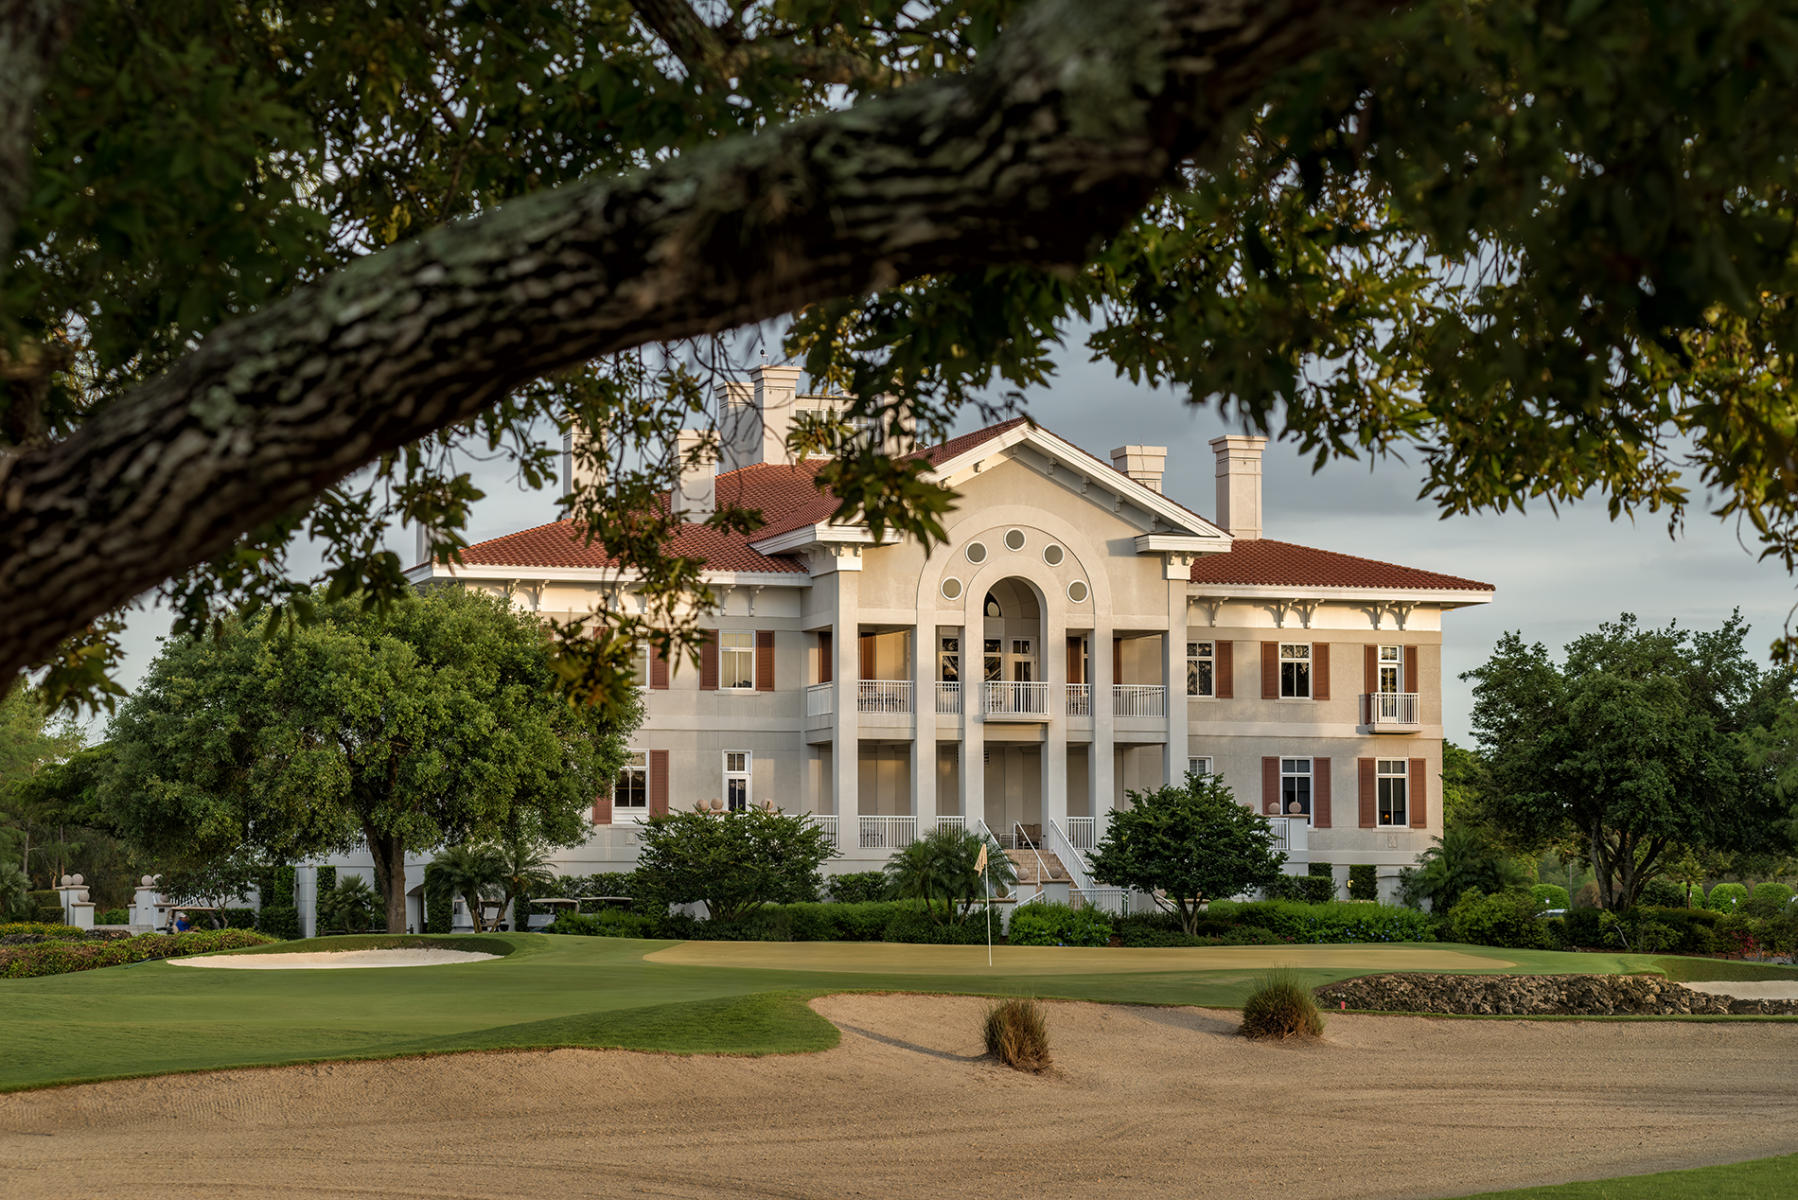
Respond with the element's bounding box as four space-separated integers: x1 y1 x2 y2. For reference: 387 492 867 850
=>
1315 972 1798 1016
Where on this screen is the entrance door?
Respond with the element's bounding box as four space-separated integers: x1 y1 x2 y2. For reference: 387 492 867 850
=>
1008 638 1036 682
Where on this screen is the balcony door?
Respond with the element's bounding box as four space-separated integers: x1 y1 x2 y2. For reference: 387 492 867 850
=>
1007 637 1036 683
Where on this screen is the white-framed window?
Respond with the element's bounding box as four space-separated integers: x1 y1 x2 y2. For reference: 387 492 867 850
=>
614 751 647 810
1187 756 1213 778
1280 758 1313 817
1377 759 1408 827
938 635 960 683
1377 644 1403 694
983 638 1003 682
1010 638 1034 682
723 750 752 811
1280 643 1312 698
629 645 650 688
1186 641 1215 697
720 631 755 690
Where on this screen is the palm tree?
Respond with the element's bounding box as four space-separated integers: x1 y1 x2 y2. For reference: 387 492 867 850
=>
491 831 557 931
884 826 1017 925
316 874 379 934
424 844 504 931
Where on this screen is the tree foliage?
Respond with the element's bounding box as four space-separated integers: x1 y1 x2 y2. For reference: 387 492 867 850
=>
424 845 506 933
1088 773 1286 935
15 1 1798 709
884 825 1018 925
633 808 833 925
316 874 381 936
103 586 636 932
1466 612 1795 909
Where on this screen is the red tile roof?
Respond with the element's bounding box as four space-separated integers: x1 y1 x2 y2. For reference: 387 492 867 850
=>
1188 539 1493 592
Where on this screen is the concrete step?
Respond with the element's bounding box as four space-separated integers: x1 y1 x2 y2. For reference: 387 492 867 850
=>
1005 848 1073 885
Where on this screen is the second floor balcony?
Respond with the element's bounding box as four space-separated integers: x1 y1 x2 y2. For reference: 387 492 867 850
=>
1362 691 1422 732
807 679 1172 723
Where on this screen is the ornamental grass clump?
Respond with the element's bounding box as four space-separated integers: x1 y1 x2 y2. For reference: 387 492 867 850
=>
983 997 1052 1072
1238 970 1325 1041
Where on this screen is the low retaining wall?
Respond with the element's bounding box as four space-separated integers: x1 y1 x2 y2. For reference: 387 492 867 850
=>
1315 973 1798 1016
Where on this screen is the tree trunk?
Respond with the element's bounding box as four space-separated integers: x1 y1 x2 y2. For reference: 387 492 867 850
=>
367 831 408 934
0 0 1390 683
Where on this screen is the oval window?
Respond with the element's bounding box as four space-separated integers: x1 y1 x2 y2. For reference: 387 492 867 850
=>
965 541 988 564
1042 543 1065 567
941 577 963 601
1067 580 1090 604
1003 528 1027 552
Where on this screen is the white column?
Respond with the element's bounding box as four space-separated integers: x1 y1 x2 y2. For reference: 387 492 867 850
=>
1090 616 1115 838
1044 603 1069 833
295 865 319 939
830 562 861 828
1163 575 1190 786
910 623 936 833
959 619 985 830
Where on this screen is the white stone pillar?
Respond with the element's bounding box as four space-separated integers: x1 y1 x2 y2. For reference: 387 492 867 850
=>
56 876 94 930
1044 602 1069 834
830 561 862 840
295 865 319 938
132 877 160 930
910 623 937 835
1090 615 1116 839
959 619 985 832
1163 575 1190 786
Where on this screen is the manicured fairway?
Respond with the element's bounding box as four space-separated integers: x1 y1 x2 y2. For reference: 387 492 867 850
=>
1447 1151 1798 1199
2 933 1793 1093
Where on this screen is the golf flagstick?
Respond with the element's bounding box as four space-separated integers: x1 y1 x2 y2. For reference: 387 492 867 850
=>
977 840 992 966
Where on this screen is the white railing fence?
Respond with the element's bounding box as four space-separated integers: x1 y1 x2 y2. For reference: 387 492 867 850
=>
1112 683 1167 717
934 814 970 838
1064 816 1096 850
1064 683 1091 716
805 813 840 852
805 682 833 717
858 814 917 850
983 680 1049 716
1364 691 1421 725
1078 887 1135 917
936 680 963 715
1015 822 1051 888
1045 819 1094 892
857 679 914 715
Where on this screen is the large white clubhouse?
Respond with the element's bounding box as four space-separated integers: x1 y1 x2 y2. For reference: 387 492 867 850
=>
343 363 1492 926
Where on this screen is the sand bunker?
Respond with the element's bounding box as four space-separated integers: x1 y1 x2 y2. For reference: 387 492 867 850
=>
168 948 497 970
6 994 1797 1200
1683 979 1798 1001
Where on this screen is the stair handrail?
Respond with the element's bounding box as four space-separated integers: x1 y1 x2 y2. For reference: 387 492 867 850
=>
970 817 1009 893
1014 821 1052 895
1045 819 1096 893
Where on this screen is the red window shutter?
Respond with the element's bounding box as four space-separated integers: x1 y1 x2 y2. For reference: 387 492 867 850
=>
1261 756 1279 815
1313 758 1332 828
1364 645 1378 694
1404 644 1420 694
699 631 719 690
1112 638 1122 685
1261 642 1279 699
819 632 832 684
1066 637 1082 684
1313 643 1330 701
1358 758 1376 828
649 750 670 816
592 787 613 826
1409 757 1427 829
755 630 775 692
1215 640 1233 699
650 643 670 691
860 634 875 680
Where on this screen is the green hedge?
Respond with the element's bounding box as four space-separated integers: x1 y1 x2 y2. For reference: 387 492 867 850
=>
1347 864 1378 901
544 910 661 938
1266 875 1335 904
0 929 279 978
256 904 300 939
1530 883 1570 911
825 871 895 903
1007 902 1112 947
315 866 336 894
1207 899 1436 943
1705 882 1749 913
96 908 129 925
1445 889 1551 949
1639 877 1687 908
0 921 84 941
425 888 453 935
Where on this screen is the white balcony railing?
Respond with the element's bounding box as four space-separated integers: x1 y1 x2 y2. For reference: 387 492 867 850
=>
858 815 917 850
1064 683 1091 716
1363 691 1421 727
983 680 1049 718
934 814 970 838
1112 684 1167 718
805 813 840 852
805 682 833 717
1064 816 1096 850
936 681 962 715
857 679 914 715
1265 816 1308 858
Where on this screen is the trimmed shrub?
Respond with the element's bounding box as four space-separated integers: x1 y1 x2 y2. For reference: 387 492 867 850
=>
0 921 84 942
1307 862 1333 878
1207 899 1435 944
1631 906 1723 955
1006 903 1112 947
826 872 895 903
1562 907 1604 947
27 889 63 924
983 998 1051 1072
1267 875 1335 904
96 908 129 925
1745 882 1795 918
545 910 660 938
425 888 453 934
315 865 337 894
1347 864 1378 901
256 904 300 939
0 928 278 978
1444 888 1551 950
1530 883 1570 912
221 907 258 929
1705 883 1749 913
885 906 991 944
1239 970 1324 1040
1638 877 1686 908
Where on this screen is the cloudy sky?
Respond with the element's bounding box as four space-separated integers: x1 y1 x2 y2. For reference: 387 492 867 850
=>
105 347 1797 744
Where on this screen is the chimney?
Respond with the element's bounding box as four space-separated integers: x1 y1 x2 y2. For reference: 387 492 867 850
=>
1110 445 1168 494
562 423 606 496
670 429 716 521
1210 434 1268 539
